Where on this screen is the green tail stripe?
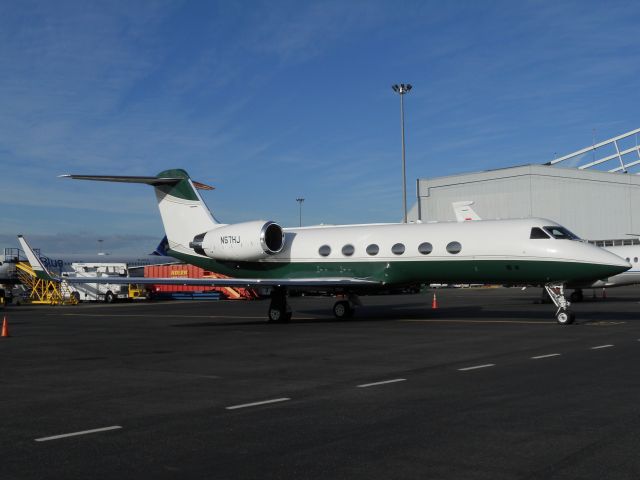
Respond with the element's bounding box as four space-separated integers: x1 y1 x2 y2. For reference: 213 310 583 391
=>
156 169 199 201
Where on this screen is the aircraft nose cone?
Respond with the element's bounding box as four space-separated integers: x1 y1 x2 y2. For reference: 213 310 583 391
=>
602 251 632 276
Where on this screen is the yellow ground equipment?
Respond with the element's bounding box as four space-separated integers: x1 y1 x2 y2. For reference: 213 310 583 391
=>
128 284 145 299
15 262 79 305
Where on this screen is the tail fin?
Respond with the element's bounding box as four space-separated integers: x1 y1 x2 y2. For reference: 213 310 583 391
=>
151 236 170 256
17 235 57 281
452 201 482 222
61 169 219 253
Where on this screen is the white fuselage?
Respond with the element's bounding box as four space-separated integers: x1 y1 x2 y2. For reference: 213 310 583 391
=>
170 217 630 286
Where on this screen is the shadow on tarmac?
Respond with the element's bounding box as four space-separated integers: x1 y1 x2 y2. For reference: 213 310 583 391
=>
171 300 638 328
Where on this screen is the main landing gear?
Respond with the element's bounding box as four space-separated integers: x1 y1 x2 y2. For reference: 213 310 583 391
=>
544 284 575 325
332 294 361 319
267 289 361 322
268 287 292 323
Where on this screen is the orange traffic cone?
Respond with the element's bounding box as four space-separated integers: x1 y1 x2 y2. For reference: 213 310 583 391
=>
1 316 9 338
432 292 438 309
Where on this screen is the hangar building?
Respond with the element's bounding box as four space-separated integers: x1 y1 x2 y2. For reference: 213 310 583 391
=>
408 128 640 244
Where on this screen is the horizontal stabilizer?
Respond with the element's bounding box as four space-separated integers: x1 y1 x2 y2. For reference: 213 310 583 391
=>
60 174 214 190
59 174 183 186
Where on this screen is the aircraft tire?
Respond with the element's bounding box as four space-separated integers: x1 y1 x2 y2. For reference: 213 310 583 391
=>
556 309 575 325
333 300 352 319
268 306 290 323
268 307 281 322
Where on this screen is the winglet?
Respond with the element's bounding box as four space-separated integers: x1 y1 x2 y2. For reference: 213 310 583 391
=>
17 235 57 281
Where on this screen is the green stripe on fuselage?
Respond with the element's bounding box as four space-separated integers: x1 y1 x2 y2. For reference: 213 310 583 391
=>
167 250 617 285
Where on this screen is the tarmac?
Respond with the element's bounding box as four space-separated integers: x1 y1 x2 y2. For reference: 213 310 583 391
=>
1 286 640 479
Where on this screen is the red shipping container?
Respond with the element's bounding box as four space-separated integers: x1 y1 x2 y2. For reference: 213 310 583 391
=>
143 264 257 299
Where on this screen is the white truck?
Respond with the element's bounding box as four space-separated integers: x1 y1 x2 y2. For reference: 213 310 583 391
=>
62 263 131 303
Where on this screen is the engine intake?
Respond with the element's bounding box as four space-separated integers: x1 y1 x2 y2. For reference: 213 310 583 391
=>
189 220 285 261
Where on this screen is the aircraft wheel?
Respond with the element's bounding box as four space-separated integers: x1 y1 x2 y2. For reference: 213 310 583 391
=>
333 300 353 319
268 307 282 322
268 306 291 323
556 309 575 325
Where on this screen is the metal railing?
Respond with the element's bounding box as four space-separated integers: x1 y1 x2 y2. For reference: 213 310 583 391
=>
548 127 640 173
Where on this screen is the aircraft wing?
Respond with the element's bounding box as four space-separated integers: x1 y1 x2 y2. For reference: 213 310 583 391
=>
17 236 379 288
61 276 378 287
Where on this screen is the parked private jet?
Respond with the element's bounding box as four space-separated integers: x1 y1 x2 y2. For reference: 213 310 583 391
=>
19 169 630 324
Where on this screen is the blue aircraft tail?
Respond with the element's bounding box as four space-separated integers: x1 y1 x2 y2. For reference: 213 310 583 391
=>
151 236 170 256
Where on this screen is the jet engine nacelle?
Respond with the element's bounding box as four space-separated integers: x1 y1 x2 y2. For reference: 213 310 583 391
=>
189 220 285 261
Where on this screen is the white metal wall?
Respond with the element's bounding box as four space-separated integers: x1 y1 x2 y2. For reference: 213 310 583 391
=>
410 165 640 240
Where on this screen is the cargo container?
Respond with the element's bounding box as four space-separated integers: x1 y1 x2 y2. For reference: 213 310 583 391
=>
143 264 257 300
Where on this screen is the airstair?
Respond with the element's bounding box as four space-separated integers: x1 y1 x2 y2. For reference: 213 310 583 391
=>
202 271 258 300
15 261 78 305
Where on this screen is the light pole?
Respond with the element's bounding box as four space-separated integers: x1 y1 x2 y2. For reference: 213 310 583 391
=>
296 197 305 227
392 83 412 223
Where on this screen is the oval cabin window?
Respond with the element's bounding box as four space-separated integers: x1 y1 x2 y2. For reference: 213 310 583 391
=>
366 244 379 256
446 241 462 254
418 242 433 255
318 245 331 257
342 244 355 256
391 243 405 255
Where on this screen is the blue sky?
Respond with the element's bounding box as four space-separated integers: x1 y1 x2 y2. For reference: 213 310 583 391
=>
1 0 639 254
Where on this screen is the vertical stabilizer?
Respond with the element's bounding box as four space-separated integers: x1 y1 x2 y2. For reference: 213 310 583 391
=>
61 169 220 253
152 169 219 251
452 201 482 222
17 235 56 280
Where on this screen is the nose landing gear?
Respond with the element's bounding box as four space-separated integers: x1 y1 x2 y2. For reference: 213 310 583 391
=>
545 284 575 325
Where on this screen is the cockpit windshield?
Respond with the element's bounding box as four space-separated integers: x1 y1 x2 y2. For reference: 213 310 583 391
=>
530 227 550 239
543 226 580 240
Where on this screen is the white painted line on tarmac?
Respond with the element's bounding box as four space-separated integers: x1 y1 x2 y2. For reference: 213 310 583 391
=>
55 313 318 320
357 378 407 388
226 398 291 410
591 344 614 350
35 425 122 442
531 353 561 360
58 313 267 319
458 364 495 371
401 319 554 325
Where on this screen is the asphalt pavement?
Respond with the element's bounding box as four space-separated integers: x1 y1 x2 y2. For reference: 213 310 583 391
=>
1 286 639 479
